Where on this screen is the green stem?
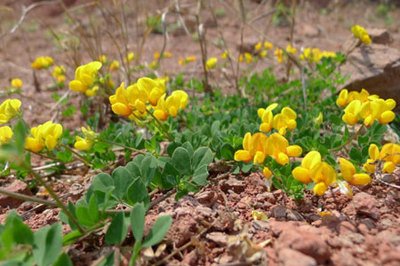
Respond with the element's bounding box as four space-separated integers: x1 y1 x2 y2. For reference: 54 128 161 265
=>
146 110 173 140
28 168 85 233
98 138 145 154
330 124 364 152
0 187 57 207
61 144 92 167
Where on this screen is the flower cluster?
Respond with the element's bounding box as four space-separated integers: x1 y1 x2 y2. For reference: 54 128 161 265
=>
337 89 396 126
31 56 54 70
257 103 297 135
0 125 13 145
206 57 218 71
351 25 371 45
25 121 63 153
255 41 273 59
74 127 97 151
109 77 188 123
69 61 102 97
364 143 400 174
0 99 21 124
292 151 337 195
10 78 23 89
178 55 196 66
52 66 66 84
299 48 336 63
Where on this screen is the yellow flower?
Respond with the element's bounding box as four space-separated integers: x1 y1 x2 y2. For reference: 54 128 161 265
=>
315 112 323 125
109 82 148 119
25 121 63 152
221 50 229 59
292 151 322 184
274 48 284 63
363 144 379 173
149 60 159 70
263 167 273 179
31 56 54 70
10 78 23 89
234 132 268 164
52 66 66 83
263 41 273 50
179 55 196 65
109 60 120 71
154 51 172 60
339 158 371 186
300 48 320 63
259 50 268 58
311 162 336 196
286 44 297 55
153 90 189 121
359 98 396 126
380 143 400 173
244 52 253 64
69 61 102 97
342 100 362 125
272 107 297 135
206 57 218 71
258 103 278 133
0 126 13 145
126 52 135 63
254 42 262 51
98 55 107 64
265 133 302 165
351 25 371 45
74 127 96 151
0 99 22 124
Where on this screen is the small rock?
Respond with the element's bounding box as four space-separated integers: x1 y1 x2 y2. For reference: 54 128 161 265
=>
338 221 356 234
298 23 320 38
206 232 228 246
286 209 304 221
368 28 393 45
195 206 213 218
352 192 380 220
0 180 32 208
196 191 216 206
270 205 287 220
340 44 400 109
277 227 331 263
220 178 245 193
331 250 357 266
278 248 317 266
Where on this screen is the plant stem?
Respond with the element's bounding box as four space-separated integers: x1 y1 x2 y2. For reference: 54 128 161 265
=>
28 168 85 233
0 187 57 207
61 144 92 167
330 124 364 152
146 110 173 140
98 138 145 154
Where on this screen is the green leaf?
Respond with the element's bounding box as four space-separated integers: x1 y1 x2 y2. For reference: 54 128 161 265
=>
130 203 145 242
90 173 114 193
0 211 33 255
192 147 213 171
126 179 149 205
142 215 172 248
62 230 82 245
33 223 62 266
192 164 209 186
105 212 129 245
112 167 133 199
53 253 73 266
219 143 235 160
75 196 99 227
171 147 191 175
